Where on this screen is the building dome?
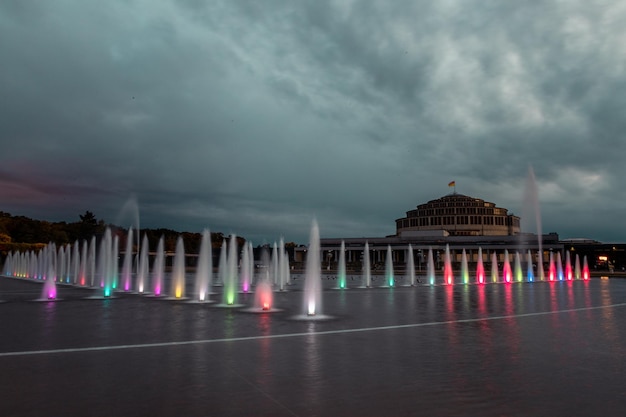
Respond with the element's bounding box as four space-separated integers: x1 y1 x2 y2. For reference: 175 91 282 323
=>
395 193 520 237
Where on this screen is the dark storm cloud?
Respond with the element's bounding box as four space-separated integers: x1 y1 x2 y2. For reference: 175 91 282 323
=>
1 0 626 243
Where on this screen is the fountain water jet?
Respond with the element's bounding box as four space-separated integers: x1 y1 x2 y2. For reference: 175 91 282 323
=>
137 234 149 293
337 241 347 289
522 166 544 280
385 245 394 287
491 252 499 283
443 245 453 285
170 236 186 299
427 248 436 286
476 247 485 284
40 259 57 300
362 242 372 288
503 250 512 283
527 250 535 282
302 219 323 317
565 251 573 280
253 279 275 312
121 227 133 291
548 252 556 281
407 244 416 286
574 254 581 280
218 235 241 307
152 236 165 296
194 229 212 302
582 256 590 280
240 239 252 293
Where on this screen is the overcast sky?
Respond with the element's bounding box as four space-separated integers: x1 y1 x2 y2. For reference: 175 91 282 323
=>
2 0 626 245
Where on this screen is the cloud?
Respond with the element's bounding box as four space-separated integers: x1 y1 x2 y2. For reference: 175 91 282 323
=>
1 0 626 244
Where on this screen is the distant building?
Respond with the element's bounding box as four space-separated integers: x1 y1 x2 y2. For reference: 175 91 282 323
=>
395 193 520 237
294 192 547 268
292 192 626 275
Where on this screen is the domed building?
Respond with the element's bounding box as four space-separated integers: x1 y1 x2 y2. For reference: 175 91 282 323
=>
395 193 520 237
294 191 557 271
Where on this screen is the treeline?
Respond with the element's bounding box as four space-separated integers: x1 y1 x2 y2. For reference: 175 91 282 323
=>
0 210 246 256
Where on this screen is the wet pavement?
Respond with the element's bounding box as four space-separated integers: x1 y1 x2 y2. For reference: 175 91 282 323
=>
1 276 626 416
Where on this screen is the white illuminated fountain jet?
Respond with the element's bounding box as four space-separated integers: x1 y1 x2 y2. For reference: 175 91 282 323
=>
361 241 372 288
295 219 329 320
193 229 212 302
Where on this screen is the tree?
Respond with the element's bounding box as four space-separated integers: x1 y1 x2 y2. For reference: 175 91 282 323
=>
77 211 105 240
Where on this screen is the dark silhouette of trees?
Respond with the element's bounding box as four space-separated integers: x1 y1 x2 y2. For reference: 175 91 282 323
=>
0 210 247 262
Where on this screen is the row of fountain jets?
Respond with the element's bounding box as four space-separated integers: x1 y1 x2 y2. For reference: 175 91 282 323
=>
2 220 590 316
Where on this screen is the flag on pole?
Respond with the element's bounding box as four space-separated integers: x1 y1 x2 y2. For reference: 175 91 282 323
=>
448 181 455 187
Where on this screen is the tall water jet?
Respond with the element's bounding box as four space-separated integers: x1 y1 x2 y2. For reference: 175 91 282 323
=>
137 234 149 293
491 252 499 283
97 228 114 297
65 244 72 283
527 250 535 282
502 250 512 283
427 247 436 286
303 219 322 316
271 242 279 286
582 255 590 280
461 249 469 284
240 238 251 293
87 236 96 287
385 245 394 287
79 240 87 286
111 235 119 290
247 242 255 289
363 242 372 288
121 227 134 291
443 244 453 285
42 261 57 300
277 238 286 291
71 241 80 284
195 229 212 301
171 236 186 299
254 278 274 311
222 234 239 305
574 254 581 280
522 166 544 280
152 236 165 296
259 247 271 284
57 246 66 284
337 241 347 289
565 251 573 280
556 252 564 281
514 252 523 282
476 247 485 284
548 252 556 281
217 239 227 287
407 244 416 286
281 245 290 290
